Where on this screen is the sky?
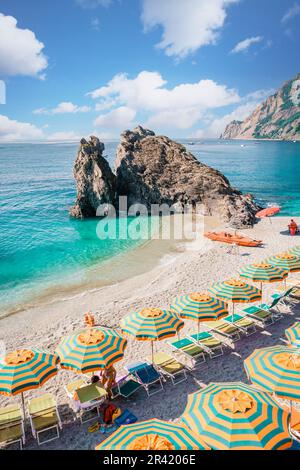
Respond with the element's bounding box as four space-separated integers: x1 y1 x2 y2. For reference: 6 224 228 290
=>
0 0 299 142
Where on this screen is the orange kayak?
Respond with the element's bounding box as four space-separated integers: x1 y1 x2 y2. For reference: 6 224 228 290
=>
204 232 262 247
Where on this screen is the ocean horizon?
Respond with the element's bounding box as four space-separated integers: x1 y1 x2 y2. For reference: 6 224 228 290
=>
1 138 300 315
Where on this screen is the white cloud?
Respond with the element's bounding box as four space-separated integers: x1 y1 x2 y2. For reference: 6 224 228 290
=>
281 2 300 23
0 13 48 78
94 106 137 129
193 89 272 137
146 108 204 130
76 0 112 8
88 71 240 113
46 131 81 141
230 36 264 54
0 115 44 142
34 102 91 115
141 0 239 59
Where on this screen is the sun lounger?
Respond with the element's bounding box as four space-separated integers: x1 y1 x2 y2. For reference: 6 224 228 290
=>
28 394 62 445
242 305 275 326
282 405 300 442
112 374 142 399
126 362 164 397
223 314 257 336
74 383 107 424
149 352 187 385
0 404 25 450
270 287 297 308
188 331 224 358
168 338 206 369
207 320 240 343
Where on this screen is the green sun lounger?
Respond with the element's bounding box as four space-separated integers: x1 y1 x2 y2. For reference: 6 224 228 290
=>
208 320 240 343
149 352 187 385
242 305 275 326
168 338 206 369
188 331 224 358
114 376 142 398
0 404 25 450
28 394 62 446
224 314 257 336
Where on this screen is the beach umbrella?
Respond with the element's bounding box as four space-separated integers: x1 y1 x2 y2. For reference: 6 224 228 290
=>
120 308 184 363
181 382 292 450
267 253 300 273
56 327 127 374
208 279 261 319
96 418 210 450
244 345 300 403
256 207 280 224
289 246 300 257
171 293 229 336
239 262 288 299
285 322 300 348
0 349 59 417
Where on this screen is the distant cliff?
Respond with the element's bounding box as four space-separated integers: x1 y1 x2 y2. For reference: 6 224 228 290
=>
221 74 300 140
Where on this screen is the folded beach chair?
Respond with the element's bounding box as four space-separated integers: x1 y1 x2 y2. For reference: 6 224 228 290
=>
0 404 25 450
223 314 257 336
207 320 240 343
112 374 142 399
188 331 224 358
149 352 187 386
168 338 206 369
28 394 62 445
126 362 164 398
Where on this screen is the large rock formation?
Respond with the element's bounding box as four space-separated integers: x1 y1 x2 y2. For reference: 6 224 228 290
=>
70 136 116 218
221 74 300 140
115 126 259 227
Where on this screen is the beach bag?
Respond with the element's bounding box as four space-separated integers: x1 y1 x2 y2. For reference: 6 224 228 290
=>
103 404 117 424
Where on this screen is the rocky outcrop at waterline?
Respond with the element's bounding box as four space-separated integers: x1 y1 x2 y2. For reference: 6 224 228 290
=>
70 127 260 227
69 136 116 218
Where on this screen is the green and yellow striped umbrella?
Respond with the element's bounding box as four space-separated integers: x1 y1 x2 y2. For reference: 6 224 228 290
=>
285 323 300 348
171 293 228 322
240 263 288 287
208 279 261 318
96 418 210 450
56 327 127 374
171 293 228 336
120 308 183 341
181 382 292 450
0 349 59 395
266 253 300 273
244 346 300 402
289 246 300 257
0 349 59 417
120 308 184 362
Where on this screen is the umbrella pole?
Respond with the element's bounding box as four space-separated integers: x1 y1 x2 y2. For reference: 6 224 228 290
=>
21 392 26 420
232 303 235 321
151 341 154 364
197 320 200 341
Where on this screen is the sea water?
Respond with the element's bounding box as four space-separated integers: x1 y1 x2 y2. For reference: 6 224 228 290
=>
0 139 299 315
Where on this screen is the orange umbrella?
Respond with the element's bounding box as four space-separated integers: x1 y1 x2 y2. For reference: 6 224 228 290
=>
256 207 280 218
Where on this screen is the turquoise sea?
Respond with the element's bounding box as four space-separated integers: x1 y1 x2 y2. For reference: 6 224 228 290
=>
0 139 299 315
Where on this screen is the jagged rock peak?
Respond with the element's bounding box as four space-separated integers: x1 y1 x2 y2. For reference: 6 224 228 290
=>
115 126 260 228
69 136 116 219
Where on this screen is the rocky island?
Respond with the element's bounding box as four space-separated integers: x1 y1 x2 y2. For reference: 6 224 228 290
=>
70 126 260 228
221 74 300 141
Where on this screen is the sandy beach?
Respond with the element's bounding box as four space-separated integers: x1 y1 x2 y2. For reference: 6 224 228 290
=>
1 216 300 450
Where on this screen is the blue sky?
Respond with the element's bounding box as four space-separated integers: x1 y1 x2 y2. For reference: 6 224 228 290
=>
0 0 299 141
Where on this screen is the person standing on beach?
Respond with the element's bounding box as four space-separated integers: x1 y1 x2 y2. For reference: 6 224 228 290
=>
101 365 117 400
